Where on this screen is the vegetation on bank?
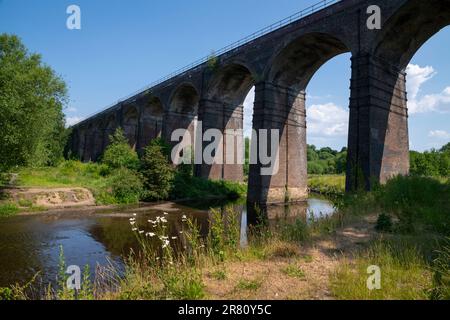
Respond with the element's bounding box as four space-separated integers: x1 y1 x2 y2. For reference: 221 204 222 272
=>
1 175 448 300
0 34 68 173
2 129 246 208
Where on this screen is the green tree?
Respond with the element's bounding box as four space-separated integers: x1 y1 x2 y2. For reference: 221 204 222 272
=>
101 128 139 171
0 34 68 171
140 138 175 201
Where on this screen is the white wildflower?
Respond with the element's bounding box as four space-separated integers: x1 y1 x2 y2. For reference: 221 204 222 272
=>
162 240 170 249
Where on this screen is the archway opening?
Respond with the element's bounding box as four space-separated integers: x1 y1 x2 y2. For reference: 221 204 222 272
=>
249 32 351 204
202 63 255 182
122 106 139 149
305 53 351 188
168 84 200 174
140 96 164 149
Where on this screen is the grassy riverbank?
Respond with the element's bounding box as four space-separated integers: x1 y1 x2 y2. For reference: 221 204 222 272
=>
2 175 448 300
0 161 246 215
308 174 346 196
100 175 450 300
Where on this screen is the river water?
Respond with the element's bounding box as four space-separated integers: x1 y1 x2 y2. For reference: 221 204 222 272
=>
0 196 335 288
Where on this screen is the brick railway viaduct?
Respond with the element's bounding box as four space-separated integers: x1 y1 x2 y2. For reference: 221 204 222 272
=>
68 0 450 205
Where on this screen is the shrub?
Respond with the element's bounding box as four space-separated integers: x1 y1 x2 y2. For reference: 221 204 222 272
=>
101 128 139 171
108 168 143 204
0 203 19 217
140 139 175 201
376 213 393 232
374 176 450 234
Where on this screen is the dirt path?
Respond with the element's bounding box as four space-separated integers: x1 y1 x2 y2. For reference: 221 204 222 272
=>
203 215 378 300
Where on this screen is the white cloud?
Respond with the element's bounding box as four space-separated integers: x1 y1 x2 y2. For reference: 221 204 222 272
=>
429 130 450 140
406 64 450 114
306 102 349 137
66 116 85 127
66 107 78 113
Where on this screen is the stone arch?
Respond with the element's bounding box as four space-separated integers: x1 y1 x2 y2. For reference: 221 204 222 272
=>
122 105 139 149
165 83 200 163
345 0 450 191
92 119 105 161
199 63 256 181
103 114 117 149
77 127 86 161
84 123 95 161
267 32 350 91
248 32 351 205
140 96 164 148
373 0 450 70
169 83 199 115
206 63 255 105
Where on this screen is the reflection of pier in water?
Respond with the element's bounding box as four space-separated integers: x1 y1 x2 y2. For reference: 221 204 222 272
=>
216 201 311 248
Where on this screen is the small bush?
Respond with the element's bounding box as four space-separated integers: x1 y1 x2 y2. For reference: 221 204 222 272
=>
281 264 305 279
0 203 19 217
140 139 175 201
101 128 139 171
108 168 143 204
210 270 227 281
236 279 262 291
376 213 393 232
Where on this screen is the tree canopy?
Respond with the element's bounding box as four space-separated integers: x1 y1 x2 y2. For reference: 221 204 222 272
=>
0 34 68 172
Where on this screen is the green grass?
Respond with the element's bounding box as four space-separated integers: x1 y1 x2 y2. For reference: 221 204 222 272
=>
210 269 227 281
16 161 126 205
0 203 19 217
281 264 305 279
236 279 262 291
331 241 433 300
172 174 247 201
308 174 345 196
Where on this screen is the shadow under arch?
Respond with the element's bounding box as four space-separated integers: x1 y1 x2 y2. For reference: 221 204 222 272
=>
373 0 450 70
248 32 351 207
140 96 164 149
103 114 117 150
198 63 256 181
166 83 200 169
122 105 139 150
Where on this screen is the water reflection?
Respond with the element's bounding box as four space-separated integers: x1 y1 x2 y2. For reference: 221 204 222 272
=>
0 196 335 287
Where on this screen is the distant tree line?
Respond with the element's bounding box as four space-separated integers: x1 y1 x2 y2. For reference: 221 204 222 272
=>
410 143 450 177
307 145 347 175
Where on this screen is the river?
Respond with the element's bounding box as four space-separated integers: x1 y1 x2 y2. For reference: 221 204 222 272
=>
0 196 335 288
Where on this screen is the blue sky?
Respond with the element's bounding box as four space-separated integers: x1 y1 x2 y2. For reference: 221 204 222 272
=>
1 0 449 151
